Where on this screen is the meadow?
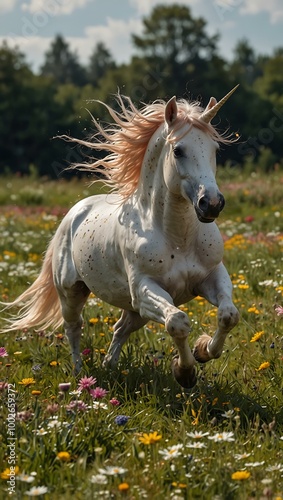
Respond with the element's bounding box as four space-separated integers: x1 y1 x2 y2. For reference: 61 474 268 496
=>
0 170 282 499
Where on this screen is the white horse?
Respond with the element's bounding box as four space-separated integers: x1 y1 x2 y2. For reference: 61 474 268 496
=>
1 87 240 388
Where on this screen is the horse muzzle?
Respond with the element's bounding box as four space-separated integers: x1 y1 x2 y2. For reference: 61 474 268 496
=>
194 191 225 223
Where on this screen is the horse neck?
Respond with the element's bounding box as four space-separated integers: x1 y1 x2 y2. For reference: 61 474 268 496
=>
136 126 199 247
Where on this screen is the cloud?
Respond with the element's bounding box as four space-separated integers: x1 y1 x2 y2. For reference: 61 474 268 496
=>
240 0 283 23
1 16 142 71
0 0 17 13
129 0 198 15
21 0 93 15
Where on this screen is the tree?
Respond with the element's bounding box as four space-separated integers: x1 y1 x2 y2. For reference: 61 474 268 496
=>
41 35 86 86
87 42 116 87
132 4 219 97
229 39 262 86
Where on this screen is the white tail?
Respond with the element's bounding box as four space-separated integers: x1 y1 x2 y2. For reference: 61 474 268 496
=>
1 237 63 332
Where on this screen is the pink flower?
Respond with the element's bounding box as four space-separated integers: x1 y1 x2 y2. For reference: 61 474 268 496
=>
275 305 283 317
0 347 8 357
90 387 108 399
0 382 9 390
77 376 97 392
109 398 120 406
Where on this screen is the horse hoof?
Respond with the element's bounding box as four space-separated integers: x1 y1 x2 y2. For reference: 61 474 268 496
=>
171 356 197 389
193 334 212 363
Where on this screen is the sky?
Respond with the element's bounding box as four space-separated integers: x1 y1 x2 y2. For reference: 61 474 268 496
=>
0 0 283 72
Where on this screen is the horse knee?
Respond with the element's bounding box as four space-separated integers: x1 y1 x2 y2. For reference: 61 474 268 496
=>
219 304 239 331
165 310 191 338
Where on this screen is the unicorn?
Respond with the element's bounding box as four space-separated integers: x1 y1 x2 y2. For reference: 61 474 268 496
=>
1 86 240 388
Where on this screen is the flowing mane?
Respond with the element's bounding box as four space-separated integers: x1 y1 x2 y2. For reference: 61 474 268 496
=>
63 94 232 199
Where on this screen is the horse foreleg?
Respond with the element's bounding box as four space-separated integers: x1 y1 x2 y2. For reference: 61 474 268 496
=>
193 263 239 363
103 310 146 368
57 282 90 374
133 278 196 388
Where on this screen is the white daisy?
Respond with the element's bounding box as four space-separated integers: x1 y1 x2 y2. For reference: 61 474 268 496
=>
90 474 108 484
25 485 48 496
98 466 128 476
186 441 207 449
16 474 35 483
186 431 209 439
159 444 183 460
208 432 235 442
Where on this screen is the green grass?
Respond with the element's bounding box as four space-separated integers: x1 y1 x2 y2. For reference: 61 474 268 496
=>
0 172 283 499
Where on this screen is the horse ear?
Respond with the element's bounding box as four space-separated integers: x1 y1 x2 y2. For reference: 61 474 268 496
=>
165 96 178 127
205 97 217 111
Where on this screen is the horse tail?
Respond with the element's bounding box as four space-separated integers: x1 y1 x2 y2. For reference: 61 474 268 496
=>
1 237 63 333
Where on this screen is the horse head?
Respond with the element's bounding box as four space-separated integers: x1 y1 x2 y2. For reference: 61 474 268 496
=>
163 86 238 223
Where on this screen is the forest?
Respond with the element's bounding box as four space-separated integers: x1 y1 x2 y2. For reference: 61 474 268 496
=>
1 3 283 178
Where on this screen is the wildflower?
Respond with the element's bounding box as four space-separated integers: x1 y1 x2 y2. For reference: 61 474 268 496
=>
92 401 108 410
118 482 130 491
19 378 36 386
66 400 88 412
31 390 41 396
221 410 235 418
250 331 264 342
90 474 108 485
186 431 209 439
17 474 35 483
46 403 59 414
16 411 33 421
90 387 108 399
186 442 207 449
0 382 8 390
256 361 270 371
1 466 20 480
98 466 128 476
275 305 283 316
208 432 235 442
109 398 120 406
231 471 251 480
24 485 48 496
159 444 183 460
115 415 130 426
77 376 97 392
139 431 162 445
33 428 49 436
248 306 260 314
0 347 8 357
82 348 91 355
234 453 251 460
245 461 265 467
89 317 99 324
57 451 71 462
58 382 71 392
47 419 62 429
50 360 60 366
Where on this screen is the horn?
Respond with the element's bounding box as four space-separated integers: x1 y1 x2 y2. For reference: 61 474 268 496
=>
200 84 239 123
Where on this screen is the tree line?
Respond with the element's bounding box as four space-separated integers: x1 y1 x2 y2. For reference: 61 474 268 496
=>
1 4 282 178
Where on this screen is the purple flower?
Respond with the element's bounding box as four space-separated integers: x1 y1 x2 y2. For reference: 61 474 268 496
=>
0 347 8 357
59 382 71 392
82 348 91 356
89 387 108 399
77 376 97 392
115 415 130 426
66 400 88 412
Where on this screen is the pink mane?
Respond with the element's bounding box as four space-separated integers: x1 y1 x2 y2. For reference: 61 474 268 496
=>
64 94 232 199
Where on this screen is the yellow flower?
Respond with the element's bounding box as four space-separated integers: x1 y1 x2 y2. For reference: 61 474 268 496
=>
31 390 41 396
138 431 162 445
118 482 130 492
172 482 187 488
89 317 99 324
19 378 36 386
231 470 251 480
256 361 270 371
50 361 60 366
250 331 264 342
248 306 260 314
0 466 20 480
57 451 71 462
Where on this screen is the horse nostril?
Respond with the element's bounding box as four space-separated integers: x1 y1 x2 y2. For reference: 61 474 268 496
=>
198 195 209 213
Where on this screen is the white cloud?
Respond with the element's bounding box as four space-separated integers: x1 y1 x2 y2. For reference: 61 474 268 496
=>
0 0 17 13
1 17 142 71
240 0 283 23
129 0 198 16
21 0 93 15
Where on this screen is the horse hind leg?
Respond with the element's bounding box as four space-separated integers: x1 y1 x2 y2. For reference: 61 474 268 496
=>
58 281 90 374
103 310 147 368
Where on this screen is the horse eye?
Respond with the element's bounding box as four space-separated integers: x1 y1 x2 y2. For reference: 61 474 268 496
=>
173 146 183 158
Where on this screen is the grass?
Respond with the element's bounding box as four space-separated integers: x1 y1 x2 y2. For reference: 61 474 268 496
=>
0 171 283 499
